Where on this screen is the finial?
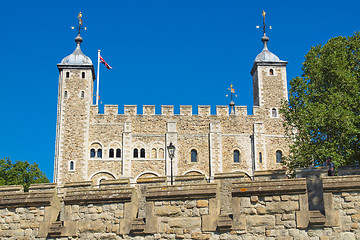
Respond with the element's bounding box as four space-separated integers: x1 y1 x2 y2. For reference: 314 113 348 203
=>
71 12 87 44
226 83 237 115
256 10 272 50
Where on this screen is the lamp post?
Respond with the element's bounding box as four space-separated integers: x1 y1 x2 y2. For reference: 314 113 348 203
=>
167 142 176 185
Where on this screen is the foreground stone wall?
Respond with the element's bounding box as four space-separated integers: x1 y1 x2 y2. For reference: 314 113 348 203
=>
1 171 359 239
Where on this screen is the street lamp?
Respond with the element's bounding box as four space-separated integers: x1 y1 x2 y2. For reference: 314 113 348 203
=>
167 142 176 185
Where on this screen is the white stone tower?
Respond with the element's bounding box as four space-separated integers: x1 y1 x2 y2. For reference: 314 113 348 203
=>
54 33 95 184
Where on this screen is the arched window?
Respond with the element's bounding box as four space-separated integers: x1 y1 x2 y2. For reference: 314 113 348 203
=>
151 148 157 159
69 161 74 171
66 72 69 78
259 152 262 164
90 149 96 158
64 91 68 99
269 69 274 75
109 149 114 158
97 149 102 158
159 148 164 159
276 150 282 163
191 149 198 162
116 149 121 158
140 148 146 158
233 150 240 163
133 149 138 158
82 72 85 79
272 108 277 118
81 91 85 98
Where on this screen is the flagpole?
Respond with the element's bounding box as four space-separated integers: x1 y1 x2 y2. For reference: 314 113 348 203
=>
96 49 100 106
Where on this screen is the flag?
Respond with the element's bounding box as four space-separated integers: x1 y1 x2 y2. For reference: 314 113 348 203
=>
99 55 112 70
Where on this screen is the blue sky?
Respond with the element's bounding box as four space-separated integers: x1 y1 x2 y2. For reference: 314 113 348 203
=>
0 0 358 181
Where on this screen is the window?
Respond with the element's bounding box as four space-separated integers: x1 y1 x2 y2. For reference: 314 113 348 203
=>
159 148 164 159
97 149 102 158
64 91 68 99
133 149 138 158
259 152 262 164
69 161 74 171
276 150 282 163
116 149 121 158
233 150 240 163
81 91 85 98
140 148 146 158
109 149 114 158
66 72 69 78
191 149 197 162
82 72 85 79
151 148 157 159
272 108 277 118
269 69 274 75
90 149 96 158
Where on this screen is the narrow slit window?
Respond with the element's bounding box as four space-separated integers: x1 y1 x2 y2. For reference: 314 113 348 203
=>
97 149 102 158
269 69 274 75
66 72 69 78
233 150 240 163
133 149 138 158
116 149 121 158
81 91 85 98
109 149 114 158
140 148 146 158
82 72 85 79
272 108 277 118
191 149 197 162
259 152 262 164
276 150 282 163
64 91 68 99
69 161 74 171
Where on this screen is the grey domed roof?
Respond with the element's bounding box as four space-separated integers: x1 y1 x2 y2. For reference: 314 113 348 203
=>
254 35 281 62
60 35 92 65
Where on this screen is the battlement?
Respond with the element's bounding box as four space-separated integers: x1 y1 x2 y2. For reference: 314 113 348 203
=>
1 169 360 239
98 104 252 116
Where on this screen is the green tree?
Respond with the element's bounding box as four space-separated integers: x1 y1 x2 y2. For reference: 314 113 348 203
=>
281 32 360 172
0 157 49 191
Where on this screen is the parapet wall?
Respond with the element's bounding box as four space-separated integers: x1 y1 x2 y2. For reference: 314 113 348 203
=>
95 105 250 117
1 170 359 239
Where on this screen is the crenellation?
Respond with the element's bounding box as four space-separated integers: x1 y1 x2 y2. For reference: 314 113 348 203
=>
198 105 211 116
180 105 192 116
143 105 155 115
104 105 118 115
235 106 248 116
161 105 174 116
216 105 229 116
124 105 137 116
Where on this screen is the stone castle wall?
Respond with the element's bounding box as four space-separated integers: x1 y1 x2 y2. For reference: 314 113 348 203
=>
1 169 359 239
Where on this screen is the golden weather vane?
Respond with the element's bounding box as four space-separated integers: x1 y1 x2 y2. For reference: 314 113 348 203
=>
71 12 87 35
256 10 272 35
226 83 237 101
226 84 237 115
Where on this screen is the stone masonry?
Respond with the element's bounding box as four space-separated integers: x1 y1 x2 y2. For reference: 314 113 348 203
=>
54 31 289 186
1 169 360 239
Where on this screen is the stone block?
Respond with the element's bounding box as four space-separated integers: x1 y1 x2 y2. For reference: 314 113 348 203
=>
247 215 275 227
201 215 217 232
197 200 208 208
168 217 201 229
155 206 181 216
296 211 309 229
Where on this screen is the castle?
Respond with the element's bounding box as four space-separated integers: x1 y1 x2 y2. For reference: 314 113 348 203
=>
53 25 289 186
1 15 360 240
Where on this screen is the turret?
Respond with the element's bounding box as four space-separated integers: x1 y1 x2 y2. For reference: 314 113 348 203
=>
54 21 95 184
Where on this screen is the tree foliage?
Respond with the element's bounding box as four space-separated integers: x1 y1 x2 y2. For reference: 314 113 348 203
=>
281 32 360 171
0 157 49 191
